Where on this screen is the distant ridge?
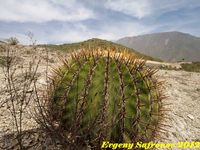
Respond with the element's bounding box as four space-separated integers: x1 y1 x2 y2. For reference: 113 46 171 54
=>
117 31 200 62
0 40 6 44
40 38 159 61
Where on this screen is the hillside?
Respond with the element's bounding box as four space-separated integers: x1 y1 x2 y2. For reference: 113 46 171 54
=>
39 38 158 61
0 40 6 44
117 31 200 62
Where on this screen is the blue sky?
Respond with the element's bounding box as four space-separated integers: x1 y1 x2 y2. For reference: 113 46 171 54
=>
0 0 200 44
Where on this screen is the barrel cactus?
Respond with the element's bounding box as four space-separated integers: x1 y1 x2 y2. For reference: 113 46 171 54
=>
47 49 164 149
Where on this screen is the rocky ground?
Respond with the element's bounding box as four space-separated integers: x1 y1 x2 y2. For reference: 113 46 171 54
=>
0 45 200 149
155 70 200 150
0 45 64 133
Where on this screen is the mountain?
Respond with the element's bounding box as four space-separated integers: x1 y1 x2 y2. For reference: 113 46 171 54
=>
0 40 6 44
40 38 158 61
117 32 200 62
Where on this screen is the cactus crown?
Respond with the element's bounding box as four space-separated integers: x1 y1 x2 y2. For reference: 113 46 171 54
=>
49 49 163 149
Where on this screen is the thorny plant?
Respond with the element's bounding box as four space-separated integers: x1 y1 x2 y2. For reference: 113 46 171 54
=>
0 37 68 150
34 49 170 150
0 43 170 150
0 40 41 149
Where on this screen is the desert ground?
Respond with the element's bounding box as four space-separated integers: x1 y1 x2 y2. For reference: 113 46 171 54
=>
155 70 200 146
0 45 200 149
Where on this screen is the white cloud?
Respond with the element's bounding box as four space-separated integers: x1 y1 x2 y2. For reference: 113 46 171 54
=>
0 0 199 44
0 0 94 22
96 21 155 40
105 0 151 19
45 21 155 44
104 0 200 19
0 20 154 44
48 23 99 43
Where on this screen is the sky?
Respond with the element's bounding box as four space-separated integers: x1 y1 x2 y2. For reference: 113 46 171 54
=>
0 0 200 44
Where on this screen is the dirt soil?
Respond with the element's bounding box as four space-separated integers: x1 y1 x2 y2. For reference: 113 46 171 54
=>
155 70 200 149
0 45 200 149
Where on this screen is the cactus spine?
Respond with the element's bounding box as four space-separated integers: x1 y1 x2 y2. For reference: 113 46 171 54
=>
49 49 164 149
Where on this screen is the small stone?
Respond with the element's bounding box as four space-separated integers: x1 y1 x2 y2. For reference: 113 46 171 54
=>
187 114 194 120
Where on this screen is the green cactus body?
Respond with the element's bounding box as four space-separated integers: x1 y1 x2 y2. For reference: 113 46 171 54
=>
49 49 163 149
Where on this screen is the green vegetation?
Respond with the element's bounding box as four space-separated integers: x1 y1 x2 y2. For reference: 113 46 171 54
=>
159 65 180 71
0 55 22 68
159 62 200 72
39 38 160 61
48 49 164 149
181 62 200 72
0 56 6 66
6 37 19 45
